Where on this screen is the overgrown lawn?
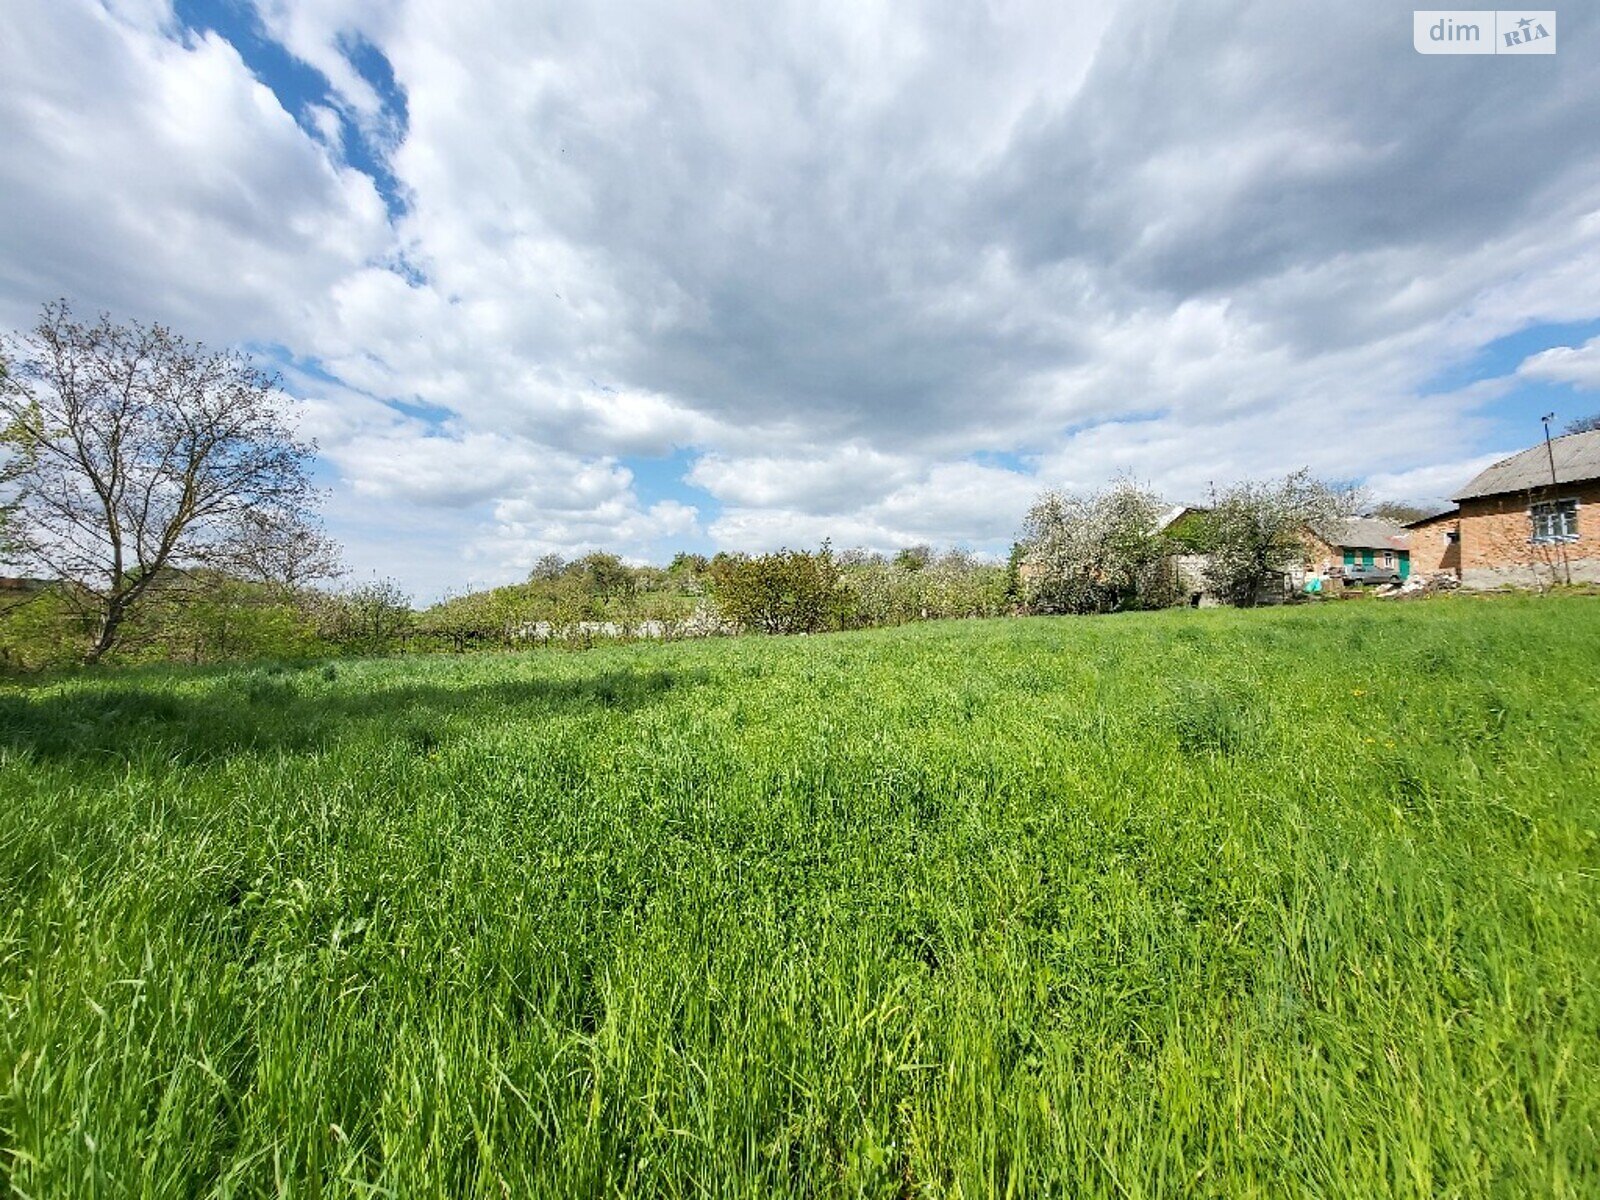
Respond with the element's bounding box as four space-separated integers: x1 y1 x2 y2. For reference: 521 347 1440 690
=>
2 596 1597 1196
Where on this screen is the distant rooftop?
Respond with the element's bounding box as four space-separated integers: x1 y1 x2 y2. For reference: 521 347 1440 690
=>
1454 429 1600 501
1318 517 1410 551
1153 504 1209 533
1402 507 1459 528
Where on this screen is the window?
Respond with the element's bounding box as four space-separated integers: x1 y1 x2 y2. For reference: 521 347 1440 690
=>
1382 550 1394 567
1530 499 1578 544
1446 530 1459 544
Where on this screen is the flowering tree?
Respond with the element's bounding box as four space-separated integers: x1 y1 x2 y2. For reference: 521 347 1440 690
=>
1021 479 1174 614
1199 470 1346 606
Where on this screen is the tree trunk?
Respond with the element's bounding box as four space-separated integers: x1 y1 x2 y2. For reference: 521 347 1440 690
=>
84 602 125 665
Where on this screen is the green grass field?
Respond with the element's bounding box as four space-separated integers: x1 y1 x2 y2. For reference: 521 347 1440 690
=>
2 597 1598 1197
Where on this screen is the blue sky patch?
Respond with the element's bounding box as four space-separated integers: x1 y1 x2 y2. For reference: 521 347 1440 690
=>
173 0 410 219
1420 318 1600 445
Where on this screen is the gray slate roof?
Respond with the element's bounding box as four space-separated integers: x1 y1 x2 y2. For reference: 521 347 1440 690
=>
1454 429 1600 500
1323 517 1410 551
1402 507 1459 528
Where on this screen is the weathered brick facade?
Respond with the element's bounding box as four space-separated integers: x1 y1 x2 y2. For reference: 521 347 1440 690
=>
1458 482 1600 588
1405 510 1461 576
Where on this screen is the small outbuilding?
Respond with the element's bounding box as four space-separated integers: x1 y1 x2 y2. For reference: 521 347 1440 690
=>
1304 518 1412 584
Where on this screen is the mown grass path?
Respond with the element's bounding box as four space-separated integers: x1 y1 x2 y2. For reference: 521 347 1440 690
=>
2 596 1598 1197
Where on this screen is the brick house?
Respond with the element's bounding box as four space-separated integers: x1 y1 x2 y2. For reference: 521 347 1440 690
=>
1402 508 1462 576
1447 429 1600 588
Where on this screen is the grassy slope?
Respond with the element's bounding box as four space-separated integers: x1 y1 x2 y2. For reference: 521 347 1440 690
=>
1 596 1597 1198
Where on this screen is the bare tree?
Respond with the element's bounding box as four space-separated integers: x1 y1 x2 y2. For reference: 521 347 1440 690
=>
1565 413 1600 435
0 302 320 663
229 510 345 601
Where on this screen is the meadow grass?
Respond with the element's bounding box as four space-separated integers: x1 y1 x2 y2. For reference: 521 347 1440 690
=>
1 595 1598 1197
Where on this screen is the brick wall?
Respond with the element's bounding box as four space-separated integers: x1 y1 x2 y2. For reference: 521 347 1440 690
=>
1459 481 1600 587
1407 513 1460 576
1301 532 1339 574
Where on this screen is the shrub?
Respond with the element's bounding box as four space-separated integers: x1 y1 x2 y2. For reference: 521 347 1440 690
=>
706 546 846 634
315 579 414 655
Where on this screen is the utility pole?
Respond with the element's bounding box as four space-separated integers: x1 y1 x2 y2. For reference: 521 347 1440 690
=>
1541 413 1572 586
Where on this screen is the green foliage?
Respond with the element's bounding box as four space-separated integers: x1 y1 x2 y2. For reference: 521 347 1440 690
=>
1003 540 1026 607
416 563 704 652
0 587 84 671
528 552 568 581
705 546 847 633
668 551 710 579
121 577 328 664
414 547 1009 653
892 544 932 572
315 579 414 655
579 552 636 602
1 575 337 670
838 550 1009 627
0 598 1596 1195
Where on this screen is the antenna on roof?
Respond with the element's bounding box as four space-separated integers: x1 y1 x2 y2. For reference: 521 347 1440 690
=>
1540 413 1572 586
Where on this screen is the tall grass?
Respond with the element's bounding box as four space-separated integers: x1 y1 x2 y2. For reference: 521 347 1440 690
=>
1 595 1597 1197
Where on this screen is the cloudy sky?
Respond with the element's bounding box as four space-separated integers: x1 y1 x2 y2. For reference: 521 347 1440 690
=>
3 1 1598 598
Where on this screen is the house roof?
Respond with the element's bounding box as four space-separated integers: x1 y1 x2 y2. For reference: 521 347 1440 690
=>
1453 429 1600 501
1153 504 1209 533
1402 507 1459 529
1317 517 1411 551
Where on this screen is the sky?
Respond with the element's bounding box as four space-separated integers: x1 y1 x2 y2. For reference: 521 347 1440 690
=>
2 1 1599 601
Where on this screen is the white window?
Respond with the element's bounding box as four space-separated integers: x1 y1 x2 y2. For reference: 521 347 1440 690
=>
1382 550 1394 567
1531 499 1579 544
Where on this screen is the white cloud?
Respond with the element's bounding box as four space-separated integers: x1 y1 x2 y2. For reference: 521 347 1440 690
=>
688 446 917 513
1520 337 1600 391
705 459 1039 554
4 0 1600 599
1362 454 1513 508
0 0 390 342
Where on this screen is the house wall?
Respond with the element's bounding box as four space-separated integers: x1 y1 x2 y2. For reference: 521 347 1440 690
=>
1170 554 1219 605
1301 533 1409 579
1407 514 1460 576
1339 545 1407 571
1301 533 1339 575
1458 481 1600 588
